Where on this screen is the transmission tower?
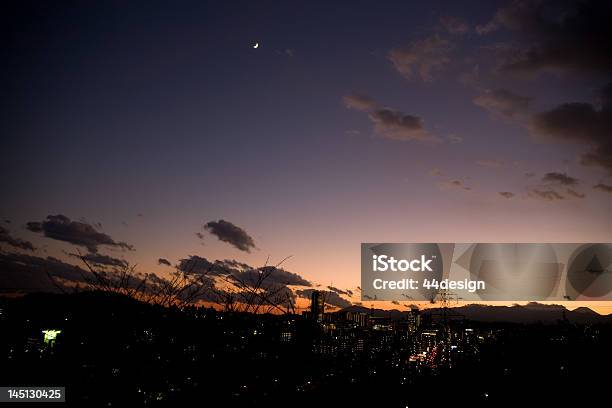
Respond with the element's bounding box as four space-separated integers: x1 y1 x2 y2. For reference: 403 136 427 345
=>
430 289 463 368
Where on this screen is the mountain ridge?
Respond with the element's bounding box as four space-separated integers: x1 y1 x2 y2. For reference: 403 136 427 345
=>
340 302 612 324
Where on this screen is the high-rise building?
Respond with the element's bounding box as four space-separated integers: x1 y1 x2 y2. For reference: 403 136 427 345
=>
407 308 421 333
345 311 368 327
310 290 324 322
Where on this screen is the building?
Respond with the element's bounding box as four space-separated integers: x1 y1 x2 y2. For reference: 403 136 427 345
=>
345 311 368 327
310 290 325 322
407 308 421 333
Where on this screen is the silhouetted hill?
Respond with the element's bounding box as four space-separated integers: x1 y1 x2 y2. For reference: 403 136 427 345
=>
3 293 610 324
340 303 611 324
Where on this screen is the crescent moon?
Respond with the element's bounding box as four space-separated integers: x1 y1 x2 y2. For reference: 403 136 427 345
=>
253 42 259 49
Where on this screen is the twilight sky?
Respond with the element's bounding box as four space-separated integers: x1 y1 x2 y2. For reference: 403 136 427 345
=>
2 0 612 311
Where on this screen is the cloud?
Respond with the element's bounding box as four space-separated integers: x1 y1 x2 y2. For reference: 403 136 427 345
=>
343 93 378 111
0 252 91 292
530 84 612 174
0 226 35 251
68 251 128 268
295 289 352 308
236 265 311 288
429 168 443 177
204 219 256 252
391 300 400 305
478 0 612 76
178 255 220 275
593 183 612 193
368 108 437 142
25 222 42 232
473 89 531 119
388 35 451 81
178 256 311 287
26 215 134 253
476 160 504 168
438 15 469 34
158 258 172 266
343 95 438 143
528 189 565 201
440 180 472 191
499 191 515 198
566 188 585 198
175 256 311 308
541 172 579 185
327 286 350 296
0 252 213 303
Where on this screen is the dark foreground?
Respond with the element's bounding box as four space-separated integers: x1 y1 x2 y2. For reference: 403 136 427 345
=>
0 292 610 407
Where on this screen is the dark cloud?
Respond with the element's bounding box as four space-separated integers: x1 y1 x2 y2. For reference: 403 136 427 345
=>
542 172 579 186
158 258 172 266
233 266 311 288
175 256 310 308
389 35 451 81
0 226 35 251
0 252 217 303
178 256 311 287
528 189 565 201
0 252 91 292
343 93 378 111
438 15 469 34
566 188 585 198
440 180 472 191
343 95 437 143
26 222 42 232
593 183 612 193
26 215 134 253
178 255 217 275
391 300 400 305
327 286 350 296
67 252 128 268
295 289 352 309
451 180 471 190
478 0 612 76
530 84 612 174
195 232 204 240
473 89 531 119
368 109 437 142
204 219 256 252
499 191 515 198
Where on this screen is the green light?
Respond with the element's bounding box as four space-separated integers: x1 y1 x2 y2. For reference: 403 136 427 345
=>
42 329 61 345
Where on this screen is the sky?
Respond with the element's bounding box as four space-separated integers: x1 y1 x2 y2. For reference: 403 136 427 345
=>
2 0 612 312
